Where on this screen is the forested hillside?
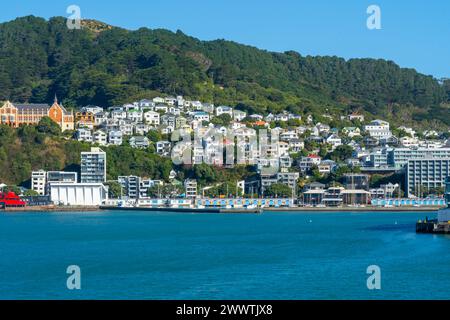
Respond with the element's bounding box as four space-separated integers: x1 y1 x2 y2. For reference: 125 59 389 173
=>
0 15 449 127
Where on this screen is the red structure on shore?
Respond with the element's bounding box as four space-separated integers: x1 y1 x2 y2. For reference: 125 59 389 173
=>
0 191 26 208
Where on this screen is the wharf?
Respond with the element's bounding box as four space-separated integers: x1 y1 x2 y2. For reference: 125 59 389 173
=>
99 206 263 214
416 220 450 234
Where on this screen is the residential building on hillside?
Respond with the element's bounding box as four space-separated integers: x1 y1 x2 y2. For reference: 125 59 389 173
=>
364 120 391 139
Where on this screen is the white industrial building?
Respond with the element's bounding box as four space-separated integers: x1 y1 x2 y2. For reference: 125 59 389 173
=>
49 183 108 206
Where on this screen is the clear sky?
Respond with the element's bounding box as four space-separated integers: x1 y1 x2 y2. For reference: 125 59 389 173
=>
1 0 449 78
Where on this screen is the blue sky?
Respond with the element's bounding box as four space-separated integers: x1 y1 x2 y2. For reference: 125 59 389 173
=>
1 0 449 78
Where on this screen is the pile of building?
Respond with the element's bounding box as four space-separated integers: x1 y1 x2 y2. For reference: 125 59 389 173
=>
1 93 449 207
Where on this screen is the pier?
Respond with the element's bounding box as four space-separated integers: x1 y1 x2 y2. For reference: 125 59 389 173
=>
416 220 450 234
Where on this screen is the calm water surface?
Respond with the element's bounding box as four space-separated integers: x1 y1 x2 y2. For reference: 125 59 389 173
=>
0 210 449 299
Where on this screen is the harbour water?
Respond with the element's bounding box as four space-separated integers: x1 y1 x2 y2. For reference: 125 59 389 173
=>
1 210 449 300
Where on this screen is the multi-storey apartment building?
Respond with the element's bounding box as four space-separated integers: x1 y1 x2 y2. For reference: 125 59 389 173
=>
406 158 450 197
31 170 47 195
184 179 198 198
388 147 450 169
81 147 107 183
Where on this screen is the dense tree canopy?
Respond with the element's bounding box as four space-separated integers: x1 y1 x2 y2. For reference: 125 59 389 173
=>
0 16 448 128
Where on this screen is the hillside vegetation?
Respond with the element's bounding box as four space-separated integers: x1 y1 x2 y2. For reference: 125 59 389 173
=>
0 16 448 128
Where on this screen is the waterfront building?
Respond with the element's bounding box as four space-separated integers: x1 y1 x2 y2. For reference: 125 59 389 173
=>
343 173 370 191
81 147 106 183
341 189 371 205
302 183 326 205
47 171 77 184
184 179 198 198
0 97 74 131
118 176 140 199
370 183 399 199
370 187 385 199
49 182 108 206
260 172 299 197
31 170 46 195
31 170 78 195
322 187 344 207
405 158 450 197
388 147 450 169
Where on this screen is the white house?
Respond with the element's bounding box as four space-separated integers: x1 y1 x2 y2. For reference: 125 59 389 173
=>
399 136 419 148
135 123 149 136
126 110 143 122
108 130 123 145
216 106 233 117
94 112 108 126
364 120 391 139
129 136 150 149
93 130 108 146
342 127 361 138
233 110 247 122
76 128 93 143
326 134 342 150
153 97 165 104
191 111 210 122
144 111 160 126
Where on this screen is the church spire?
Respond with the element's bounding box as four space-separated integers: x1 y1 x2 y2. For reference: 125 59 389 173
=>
54 94 58 104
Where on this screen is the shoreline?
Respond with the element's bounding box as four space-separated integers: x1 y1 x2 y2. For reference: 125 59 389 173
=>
1 205 443 213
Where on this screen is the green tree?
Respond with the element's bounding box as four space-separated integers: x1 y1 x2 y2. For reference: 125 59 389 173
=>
328 145 353 163
36 116 60 136
264 183 292 198
211 114 232 127
105 181 122 198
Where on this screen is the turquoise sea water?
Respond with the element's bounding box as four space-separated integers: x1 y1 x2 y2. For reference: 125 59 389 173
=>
0 210 449 300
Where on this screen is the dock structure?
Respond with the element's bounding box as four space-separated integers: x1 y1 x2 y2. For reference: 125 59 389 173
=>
416 220 450 234
99 205 263 214
416 177 450 234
